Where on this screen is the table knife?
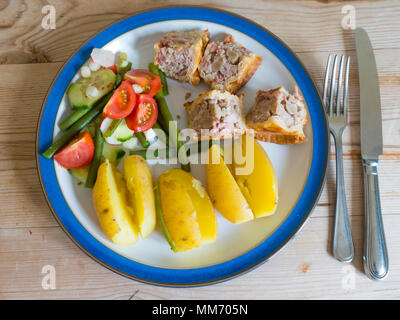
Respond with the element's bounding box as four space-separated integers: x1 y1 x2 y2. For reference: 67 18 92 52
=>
355 27 389 280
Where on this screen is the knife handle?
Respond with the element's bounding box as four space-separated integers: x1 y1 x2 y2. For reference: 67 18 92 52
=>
362 159 389 280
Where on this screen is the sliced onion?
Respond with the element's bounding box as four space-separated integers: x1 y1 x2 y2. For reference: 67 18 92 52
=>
132 84 143 94
144 128 157 143
90 48 115 67
88 60 100 71
99 117 121 146
86 86 98 98
81 66 91 78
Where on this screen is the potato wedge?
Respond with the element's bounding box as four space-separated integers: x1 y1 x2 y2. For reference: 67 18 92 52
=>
123 155 156 239
93 160 139 245
206 144 253 224
233 136 278 217
158 171 202 251
164 169 217 244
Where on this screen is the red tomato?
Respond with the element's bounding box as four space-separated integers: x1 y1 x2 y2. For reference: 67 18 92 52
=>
54 131 94 169
124 69 162 97
126 94 158 132
103 81 136 119
107 64 118 74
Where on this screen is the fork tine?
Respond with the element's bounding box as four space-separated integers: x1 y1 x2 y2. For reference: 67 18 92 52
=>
343 56 350 119
323 55 332 111
336 55 345 116
329 55 338 116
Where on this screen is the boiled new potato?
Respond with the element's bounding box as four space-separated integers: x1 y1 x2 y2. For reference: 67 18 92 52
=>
123 155 156 239
166 169 217 244
93 160 139 245
157 168 217 252
206 143 253 224
206 136 278 224
233 136 278 217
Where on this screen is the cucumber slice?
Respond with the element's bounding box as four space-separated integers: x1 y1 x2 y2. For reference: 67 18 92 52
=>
67 69 116 110
122 137 139 150
102 143 126 166
68 165 90 183
113 119 134 142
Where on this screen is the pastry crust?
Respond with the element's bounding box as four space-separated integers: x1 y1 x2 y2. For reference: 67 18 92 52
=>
246 86 307 145
184 90 246 141
199 35 262 93
247 129 308 145
154 30 209 85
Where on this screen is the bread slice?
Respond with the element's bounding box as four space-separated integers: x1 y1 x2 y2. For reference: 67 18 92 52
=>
184 90 246 141
154 30 209 85
199 35 262 93
246 86 307 145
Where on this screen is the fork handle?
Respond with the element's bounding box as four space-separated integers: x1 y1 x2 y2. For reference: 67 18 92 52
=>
362 158 389 280
332 134 355 262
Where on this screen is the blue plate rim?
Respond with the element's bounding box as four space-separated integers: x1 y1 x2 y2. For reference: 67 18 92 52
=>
35 5 329 287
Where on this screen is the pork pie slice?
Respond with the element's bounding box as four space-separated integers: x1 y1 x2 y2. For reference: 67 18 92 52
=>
246 86 307 145
199 34 262 93
154 30 210 85
184 90 246 141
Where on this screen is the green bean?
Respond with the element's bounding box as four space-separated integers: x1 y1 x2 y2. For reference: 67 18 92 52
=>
85 124 104 188
59 108 91 131
149 62 190 171
129 149 169 159
154 183 178 252
42 91 113 159
135 132 150 148
156 116 169 134
157 95 190 171
103 119 122 138
114 74 122 87
148 63 159 76
149 63 168 132
117 61 132 78
159 69 169 96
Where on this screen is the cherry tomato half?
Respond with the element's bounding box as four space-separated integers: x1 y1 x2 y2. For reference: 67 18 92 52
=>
102 80 136 119
54 131 94 169
126 94 158 132
124 69 162 97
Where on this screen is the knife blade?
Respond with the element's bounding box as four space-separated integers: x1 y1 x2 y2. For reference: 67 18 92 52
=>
355 27 383 159
355 27 388 280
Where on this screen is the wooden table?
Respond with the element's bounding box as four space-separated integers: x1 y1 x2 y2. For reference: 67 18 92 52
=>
1 0 399 300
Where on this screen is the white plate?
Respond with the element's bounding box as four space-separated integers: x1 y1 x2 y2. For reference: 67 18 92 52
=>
37 7 328 286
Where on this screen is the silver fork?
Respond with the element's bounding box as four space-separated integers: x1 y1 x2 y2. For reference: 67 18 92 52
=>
323 54 355 263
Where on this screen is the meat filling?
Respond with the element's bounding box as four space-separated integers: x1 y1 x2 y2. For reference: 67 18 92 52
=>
157 46 193 77
189 97 245 138
247 87 306 132
199 41 251 84
156 32 198 78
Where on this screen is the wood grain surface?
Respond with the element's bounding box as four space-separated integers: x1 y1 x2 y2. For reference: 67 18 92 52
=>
0 0 399 300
